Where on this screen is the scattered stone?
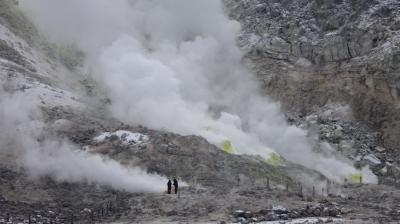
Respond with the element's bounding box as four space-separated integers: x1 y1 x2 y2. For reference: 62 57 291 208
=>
375 146 387 153
166 210 178 216
379 166 388 176
272 205 288 214
364 154 382 166
244 211 253 218
233 210 245 218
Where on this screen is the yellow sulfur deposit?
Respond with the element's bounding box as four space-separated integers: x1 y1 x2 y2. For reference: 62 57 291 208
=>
349 173 363 183
266 152 281 166
221 140 234 154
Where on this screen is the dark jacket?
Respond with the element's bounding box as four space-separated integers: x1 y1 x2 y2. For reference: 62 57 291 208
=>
167 180 172 188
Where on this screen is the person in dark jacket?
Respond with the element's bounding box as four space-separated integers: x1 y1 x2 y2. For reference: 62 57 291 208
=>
173 178 178 194
167 179 172 194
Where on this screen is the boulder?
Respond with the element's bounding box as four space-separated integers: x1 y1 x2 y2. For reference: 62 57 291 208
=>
272 205 288 214
233 210 245 218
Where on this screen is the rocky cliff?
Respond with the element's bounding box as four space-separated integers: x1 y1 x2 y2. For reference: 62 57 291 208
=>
224 0 400 150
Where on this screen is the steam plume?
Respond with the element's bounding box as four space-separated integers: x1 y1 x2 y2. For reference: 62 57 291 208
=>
0 88 164 192
19 0 377 184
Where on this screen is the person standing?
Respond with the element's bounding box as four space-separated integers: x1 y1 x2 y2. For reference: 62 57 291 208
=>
167 179 172 194
173 178 179 194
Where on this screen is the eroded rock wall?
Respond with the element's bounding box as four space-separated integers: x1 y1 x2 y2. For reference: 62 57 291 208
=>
224 0 400 149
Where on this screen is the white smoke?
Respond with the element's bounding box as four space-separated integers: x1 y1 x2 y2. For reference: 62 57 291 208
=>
22 140 165 192
0 88 165 192
19 0 377 184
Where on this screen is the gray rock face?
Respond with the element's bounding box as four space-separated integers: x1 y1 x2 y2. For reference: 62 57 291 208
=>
224 0 400 149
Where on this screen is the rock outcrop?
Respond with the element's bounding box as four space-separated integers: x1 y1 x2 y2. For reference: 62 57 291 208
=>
224 0 400 150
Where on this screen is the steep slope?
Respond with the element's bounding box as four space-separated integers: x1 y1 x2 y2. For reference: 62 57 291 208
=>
0 0 86 109
225 0 400 148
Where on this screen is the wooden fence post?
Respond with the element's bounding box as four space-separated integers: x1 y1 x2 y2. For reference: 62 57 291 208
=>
91 211 95 224
327 180 330 195
312 186 315 197
299 184 303 196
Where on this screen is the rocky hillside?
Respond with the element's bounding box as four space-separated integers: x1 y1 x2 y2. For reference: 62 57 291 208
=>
2 0 400 223
0 1 310 222
224 0 400 150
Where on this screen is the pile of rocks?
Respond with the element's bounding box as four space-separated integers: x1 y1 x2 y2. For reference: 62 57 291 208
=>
233 201 341 223
288 105 383 165
287 104 400 186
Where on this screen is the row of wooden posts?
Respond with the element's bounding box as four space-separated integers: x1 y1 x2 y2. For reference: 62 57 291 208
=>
264 174 363 197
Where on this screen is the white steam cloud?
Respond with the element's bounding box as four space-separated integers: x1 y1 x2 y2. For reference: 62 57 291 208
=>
20 0 377 184
0 88 164 192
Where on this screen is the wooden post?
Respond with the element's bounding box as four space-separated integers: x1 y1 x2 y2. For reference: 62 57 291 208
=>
286 183 289 191
91 211 95 224
28 214 31 224
312 186 315 197
360 175 362 184
322 188 325 197
299 184 303 196
326 182 329 196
